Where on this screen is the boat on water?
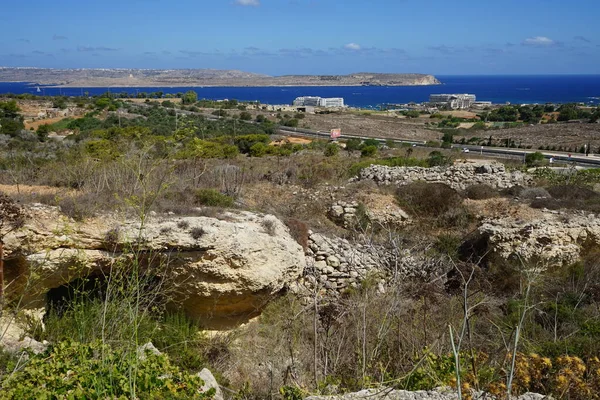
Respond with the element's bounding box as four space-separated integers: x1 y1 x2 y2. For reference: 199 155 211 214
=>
36 86 41 93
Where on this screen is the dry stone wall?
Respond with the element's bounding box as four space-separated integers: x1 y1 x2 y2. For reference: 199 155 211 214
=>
357 162 533 190
299 231 448 296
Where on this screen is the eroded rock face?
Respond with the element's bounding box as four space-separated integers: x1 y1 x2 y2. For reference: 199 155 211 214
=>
328 198 410 230
357 161 533 191
477 211 600 266
4 205 305 324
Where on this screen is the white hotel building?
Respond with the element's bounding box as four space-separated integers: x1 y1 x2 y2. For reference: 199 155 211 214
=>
293 96 345 108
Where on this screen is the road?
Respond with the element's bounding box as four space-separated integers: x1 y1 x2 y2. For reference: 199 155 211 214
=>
277 126 600 167
126 102 600 168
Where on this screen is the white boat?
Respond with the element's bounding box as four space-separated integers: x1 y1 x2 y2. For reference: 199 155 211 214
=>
36 86 41 93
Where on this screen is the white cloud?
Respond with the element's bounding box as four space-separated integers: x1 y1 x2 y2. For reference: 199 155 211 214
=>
235 0 260 6
522 36 556 46
344 43 361 51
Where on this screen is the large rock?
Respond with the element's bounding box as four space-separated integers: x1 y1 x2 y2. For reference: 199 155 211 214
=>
197 368 224 400
0 316 47 355
476 211 600 266
356 160 533 191
4 205 305 326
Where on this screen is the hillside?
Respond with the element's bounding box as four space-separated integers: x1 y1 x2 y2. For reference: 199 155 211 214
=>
0 67 440 87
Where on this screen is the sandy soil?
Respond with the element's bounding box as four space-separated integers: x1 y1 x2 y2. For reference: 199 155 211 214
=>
25 116 81 130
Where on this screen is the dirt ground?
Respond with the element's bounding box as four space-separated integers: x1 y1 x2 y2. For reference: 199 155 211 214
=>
24 116 81 130
459 123 600 150
300 112 440 142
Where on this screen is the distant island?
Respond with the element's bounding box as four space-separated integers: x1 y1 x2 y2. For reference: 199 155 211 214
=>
0 67 441 88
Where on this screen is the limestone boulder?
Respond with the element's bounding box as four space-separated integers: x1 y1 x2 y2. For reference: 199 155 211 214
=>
4 205 306 325
475 211 600 266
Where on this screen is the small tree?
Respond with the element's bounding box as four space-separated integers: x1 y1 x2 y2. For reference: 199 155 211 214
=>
324 143 339 157
525 152 545 167
239 111 252 121
182 90 198 105
0 194 25 307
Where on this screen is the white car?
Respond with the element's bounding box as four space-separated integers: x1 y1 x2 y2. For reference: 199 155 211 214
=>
462 148 470 153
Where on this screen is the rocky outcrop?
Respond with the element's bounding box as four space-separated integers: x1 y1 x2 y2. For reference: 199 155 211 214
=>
357 161 533 191
197 368 224 400
328 200 410 230
4 205 305 325
305 389 548 400
0 316 47 355
477 211 600 266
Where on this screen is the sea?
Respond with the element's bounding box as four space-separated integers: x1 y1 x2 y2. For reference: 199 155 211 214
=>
1 75 599 108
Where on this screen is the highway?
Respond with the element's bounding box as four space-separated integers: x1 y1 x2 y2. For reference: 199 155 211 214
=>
126 102 600 168
277 126 600 168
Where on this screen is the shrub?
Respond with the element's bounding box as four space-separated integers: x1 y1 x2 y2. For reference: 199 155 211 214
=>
345 138 362 152
239 111 252 121
189 226 207 240
547 185 600 202
464 184 499 200
360 145 377 158
396 182 463 217
427 151 451 167
285 219 309 251
0 341 212 399
362 138 380 148
234 134 270 154
324 143 340 157
520 187 551 200
530 197 561 210
525 151 545 167
194 189 234 207
249 142 267 157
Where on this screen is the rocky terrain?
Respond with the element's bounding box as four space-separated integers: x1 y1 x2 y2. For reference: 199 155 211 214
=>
0 68 440 87
477 210 600 266
305 389 548 400
460 123 600 151
356 161 533 190
4 205 305 327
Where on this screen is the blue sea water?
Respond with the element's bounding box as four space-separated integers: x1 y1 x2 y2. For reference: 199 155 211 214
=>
1 75 599 108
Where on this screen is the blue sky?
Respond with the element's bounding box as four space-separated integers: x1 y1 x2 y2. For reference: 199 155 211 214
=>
1 0 598 75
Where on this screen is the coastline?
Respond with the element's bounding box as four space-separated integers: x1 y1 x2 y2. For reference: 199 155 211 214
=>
43 83 443 88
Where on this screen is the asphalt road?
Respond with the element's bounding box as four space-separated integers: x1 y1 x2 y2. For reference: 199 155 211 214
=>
277 126 600 168
126 103 600 168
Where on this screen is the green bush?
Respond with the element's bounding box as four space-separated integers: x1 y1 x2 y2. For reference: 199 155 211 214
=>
324 143 340 157
525 151 545 167
360 145 377 158
0 341 213 399
234 134 270 153
194 189 234 207
249 142 267 157
427 151 451 167
239 111 252 121
345 138 362 152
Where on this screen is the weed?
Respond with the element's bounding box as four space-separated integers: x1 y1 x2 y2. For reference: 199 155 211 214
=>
189 226 207 240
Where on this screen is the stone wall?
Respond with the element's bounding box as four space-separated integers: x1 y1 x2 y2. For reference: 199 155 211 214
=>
298 231 448 297
357 161 533 190
328 200 410 230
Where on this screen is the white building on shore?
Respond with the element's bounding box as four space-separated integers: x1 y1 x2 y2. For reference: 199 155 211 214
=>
293 96 345 108
429 94 476 109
